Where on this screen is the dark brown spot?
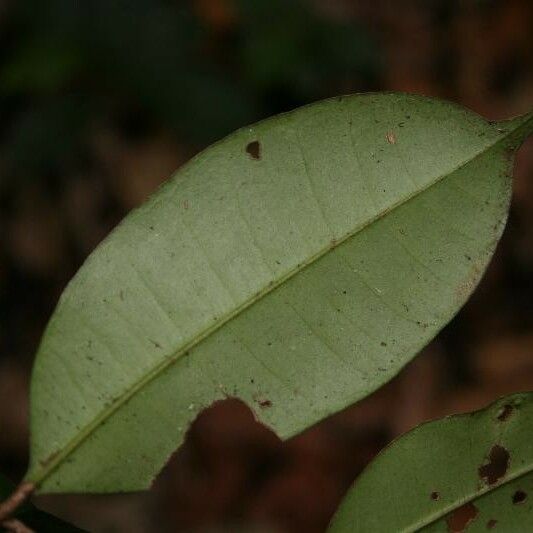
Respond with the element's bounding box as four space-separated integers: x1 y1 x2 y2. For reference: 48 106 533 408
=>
512 490 527 504
246 140 261 160
258 399 272 408
430 491 440 501
479 445 510 485
446 502 479 532
149 339 162 349
486 519 497 529
380 341 387 347
497 404 513 422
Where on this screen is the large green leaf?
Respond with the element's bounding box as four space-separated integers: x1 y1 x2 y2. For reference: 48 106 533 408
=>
26 94 532 493
329 393 533 532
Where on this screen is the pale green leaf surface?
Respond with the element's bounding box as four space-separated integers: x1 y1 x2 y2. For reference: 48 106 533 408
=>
329 393 533 532
27 94 533 493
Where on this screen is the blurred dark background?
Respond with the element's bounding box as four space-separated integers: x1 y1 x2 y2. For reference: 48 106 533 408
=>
0 0 532 531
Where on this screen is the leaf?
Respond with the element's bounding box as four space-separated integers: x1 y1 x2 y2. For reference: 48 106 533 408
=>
26 94 532 493
0 473 85 532
328 393 533 532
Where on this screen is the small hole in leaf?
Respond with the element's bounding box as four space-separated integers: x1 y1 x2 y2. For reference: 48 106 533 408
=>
430 491 440 501
512 490 527 504
478 445 510 485
446 502 478 532
246 140 261 160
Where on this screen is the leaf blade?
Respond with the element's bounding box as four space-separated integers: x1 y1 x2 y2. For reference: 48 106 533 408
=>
27 94 533 492
328 393 533 533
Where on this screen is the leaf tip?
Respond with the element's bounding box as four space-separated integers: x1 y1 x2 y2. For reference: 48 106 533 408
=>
492 111 533 150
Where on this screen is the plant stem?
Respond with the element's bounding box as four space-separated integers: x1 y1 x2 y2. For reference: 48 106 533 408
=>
0 482 35 522
3 518 36 533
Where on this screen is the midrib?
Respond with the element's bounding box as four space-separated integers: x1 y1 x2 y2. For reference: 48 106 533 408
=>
404 463 533 532
29 114 533 488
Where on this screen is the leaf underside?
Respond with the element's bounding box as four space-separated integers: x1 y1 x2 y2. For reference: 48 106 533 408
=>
27 93 533 493
328 392 533 533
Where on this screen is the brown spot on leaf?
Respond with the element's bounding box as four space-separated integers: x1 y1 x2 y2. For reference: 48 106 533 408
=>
455 261 483 303
512 490 527 504
253 394 272 408
258 399 272 408
386 131 397 144
149 339 162 349
497 404 513 422
246 140 261 160
478 445 510 485
446 502 479 532
486 519 497 529
182 199 189 209
430 491 440 501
